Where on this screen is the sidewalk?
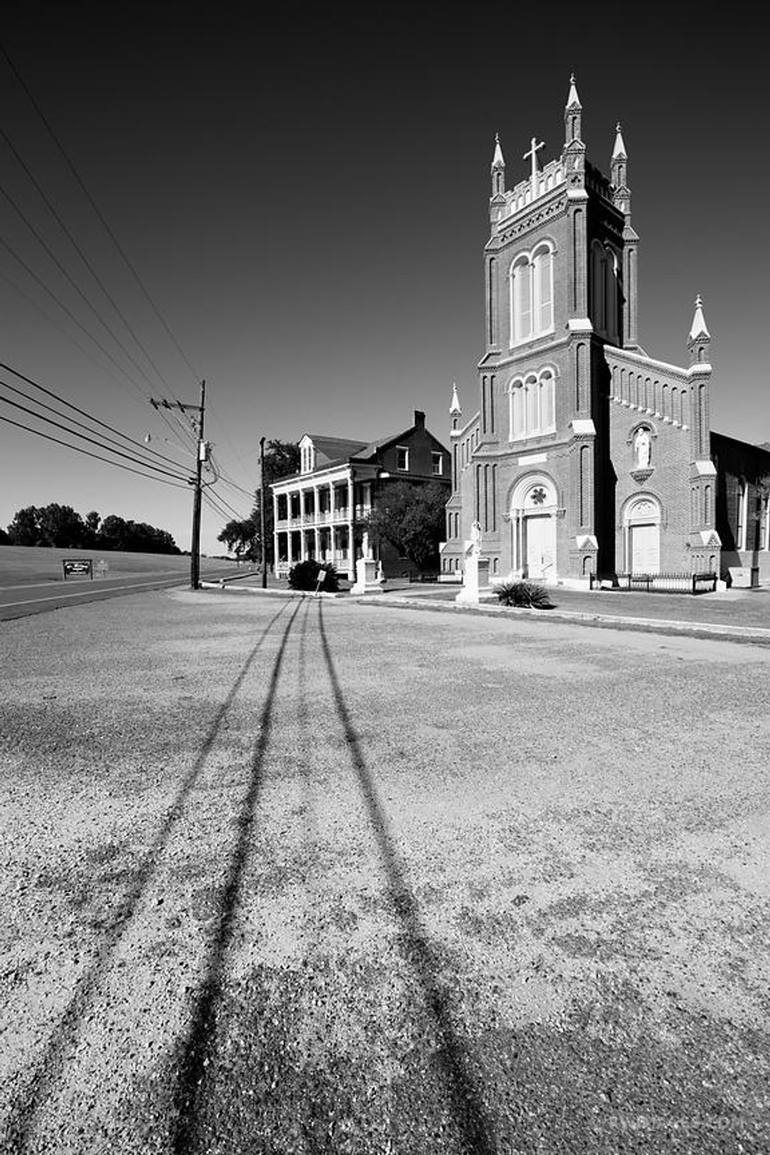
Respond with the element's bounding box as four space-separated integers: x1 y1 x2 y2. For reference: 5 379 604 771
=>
204 575 770 645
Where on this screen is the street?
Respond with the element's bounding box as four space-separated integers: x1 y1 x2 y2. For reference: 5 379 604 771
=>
1 589 769 1153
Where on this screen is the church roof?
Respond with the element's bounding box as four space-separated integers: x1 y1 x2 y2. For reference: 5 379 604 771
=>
491 134 505 169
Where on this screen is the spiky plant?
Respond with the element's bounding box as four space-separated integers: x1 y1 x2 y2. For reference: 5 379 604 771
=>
494 580 555 609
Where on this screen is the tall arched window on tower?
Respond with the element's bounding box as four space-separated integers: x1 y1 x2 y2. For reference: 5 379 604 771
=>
510 242 555 346
533 244 553 333
605 249 618 342
511 256 531 344
508 368 556 441
591 241 605 334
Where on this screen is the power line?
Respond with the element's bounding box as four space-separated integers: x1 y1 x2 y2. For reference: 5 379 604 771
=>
0 360 193 473
203 489 252 528
0 412 190 489
0 388 191 482
0 178 163 395
208 451 255 499
0 40 201 385
0 122 176 394
0 232 153 401
0 376 190 477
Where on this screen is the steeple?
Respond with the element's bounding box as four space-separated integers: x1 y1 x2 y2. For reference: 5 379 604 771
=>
491 133 505 198
611 122 628 189
688 294 711 365
450 382 462 430
564 73 582 144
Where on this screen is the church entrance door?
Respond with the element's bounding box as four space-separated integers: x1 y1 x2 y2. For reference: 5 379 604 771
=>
629 523 659 574
525 514 555 580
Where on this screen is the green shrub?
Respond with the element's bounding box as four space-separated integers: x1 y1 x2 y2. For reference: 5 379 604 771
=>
287 559 340 592
495 580 555 609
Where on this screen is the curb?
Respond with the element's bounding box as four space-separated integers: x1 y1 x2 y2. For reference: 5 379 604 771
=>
198 581 345 599
196 583 770 645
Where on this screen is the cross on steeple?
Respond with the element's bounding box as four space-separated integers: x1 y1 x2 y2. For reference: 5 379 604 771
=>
523 136 545 196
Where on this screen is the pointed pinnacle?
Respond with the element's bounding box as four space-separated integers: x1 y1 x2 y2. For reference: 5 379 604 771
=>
449 383 462 415
612 122 627 160
566 73 581 109
689 294 710 341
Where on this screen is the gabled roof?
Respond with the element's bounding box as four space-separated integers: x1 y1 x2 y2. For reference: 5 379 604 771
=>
305 434 369 467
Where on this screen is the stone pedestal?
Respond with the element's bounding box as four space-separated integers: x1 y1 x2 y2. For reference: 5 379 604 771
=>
455 550 491 605
351 557 383 595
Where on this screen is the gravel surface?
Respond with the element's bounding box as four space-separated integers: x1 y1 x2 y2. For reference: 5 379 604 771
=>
1 590 769 1153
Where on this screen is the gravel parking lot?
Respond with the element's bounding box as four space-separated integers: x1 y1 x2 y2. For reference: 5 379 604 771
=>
1 590 769 1154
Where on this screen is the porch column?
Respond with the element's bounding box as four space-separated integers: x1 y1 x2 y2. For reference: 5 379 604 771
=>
348 475 355 570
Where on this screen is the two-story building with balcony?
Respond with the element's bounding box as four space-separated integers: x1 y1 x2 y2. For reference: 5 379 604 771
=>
272 410 450 580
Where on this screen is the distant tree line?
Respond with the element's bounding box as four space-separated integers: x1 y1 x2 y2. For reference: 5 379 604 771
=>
2 504 180 554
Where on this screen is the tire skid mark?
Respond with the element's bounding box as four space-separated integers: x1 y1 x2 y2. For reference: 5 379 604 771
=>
316 599 498 1155
170 599 303 1152
2 601 292 1155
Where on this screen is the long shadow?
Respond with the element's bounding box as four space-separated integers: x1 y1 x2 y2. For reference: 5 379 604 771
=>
171 598 303 1153
316 601 497 1155
3 601 292 1155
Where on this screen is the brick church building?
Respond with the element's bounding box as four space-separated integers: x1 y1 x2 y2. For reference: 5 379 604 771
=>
440 77 770 586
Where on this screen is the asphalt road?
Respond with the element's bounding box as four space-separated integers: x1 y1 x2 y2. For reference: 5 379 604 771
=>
1 590 769 1154
0 569 242 621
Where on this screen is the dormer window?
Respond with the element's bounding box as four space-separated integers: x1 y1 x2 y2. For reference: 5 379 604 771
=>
300 439 315 474
396 446 409 471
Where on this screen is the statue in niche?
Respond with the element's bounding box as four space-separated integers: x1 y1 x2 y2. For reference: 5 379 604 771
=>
633 427 652 469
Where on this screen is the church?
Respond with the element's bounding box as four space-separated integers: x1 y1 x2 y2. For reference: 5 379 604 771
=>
440 78 770 587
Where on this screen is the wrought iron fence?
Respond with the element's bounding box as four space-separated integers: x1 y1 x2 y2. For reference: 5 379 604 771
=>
589 571 718 594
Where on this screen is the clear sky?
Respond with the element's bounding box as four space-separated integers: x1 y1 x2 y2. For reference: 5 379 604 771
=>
0 1 767 555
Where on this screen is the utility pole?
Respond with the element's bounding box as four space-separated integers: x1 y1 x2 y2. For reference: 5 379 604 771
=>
190 379 206 590
149 379 206 590
260 435 267 588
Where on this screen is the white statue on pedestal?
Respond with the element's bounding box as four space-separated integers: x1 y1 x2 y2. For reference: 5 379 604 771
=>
634 427 652 469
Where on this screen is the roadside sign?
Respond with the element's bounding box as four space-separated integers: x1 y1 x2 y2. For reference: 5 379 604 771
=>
62 558 93 580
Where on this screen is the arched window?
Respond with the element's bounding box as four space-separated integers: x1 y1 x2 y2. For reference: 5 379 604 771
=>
512 257 531 343
591 241 605 333
590 241 618 339
510 243 555 346
509 369 556 441
511 382 525 439
533 245 553 333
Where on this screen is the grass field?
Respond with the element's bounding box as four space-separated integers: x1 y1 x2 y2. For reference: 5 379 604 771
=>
0 545 252 586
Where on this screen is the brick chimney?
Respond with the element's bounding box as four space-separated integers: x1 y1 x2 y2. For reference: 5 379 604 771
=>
414 409 425 429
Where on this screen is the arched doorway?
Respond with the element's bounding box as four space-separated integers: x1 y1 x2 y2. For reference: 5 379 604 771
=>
624 494 661 574
510 476 558 581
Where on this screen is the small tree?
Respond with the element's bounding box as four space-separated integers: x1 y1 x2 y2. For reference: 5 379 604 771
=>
217 516 259 561
364 481 447 572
